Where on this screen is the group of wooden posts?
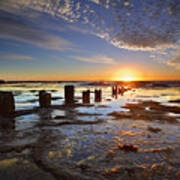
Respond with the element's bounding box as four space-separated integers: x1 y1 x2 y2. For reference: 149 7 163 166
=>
112 85 126 97
0 84 127 117
64 86 102 104
0 85 102 117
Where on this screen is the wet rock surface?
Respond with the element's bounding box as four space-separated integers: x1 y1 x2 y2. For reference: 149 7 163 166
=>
109 101 180 123
0 106 179 180
0 157 55 180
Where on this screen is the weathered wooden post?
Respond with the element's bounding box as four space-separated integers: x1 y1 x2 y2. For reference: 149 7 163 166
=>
118 86 125 95
82 90 90 104
0 91 15 116
39 91 51 108
118 88 122 94
112 85 118 96
65 85 74 105
95 89 102 102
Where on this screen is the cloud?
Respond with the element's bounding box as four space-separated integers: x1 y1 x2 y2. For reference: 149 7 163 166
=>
74 55 117 64
167 49 180 69
90 0 100 5
167 56 180 69
67 25 90 34
0 54 34 60
0 10 72 51
0 0 179 51
110 31 177 51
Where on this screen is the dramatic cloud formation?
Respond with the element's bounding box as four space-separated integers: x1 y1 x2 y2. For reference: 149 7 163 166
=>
74 55 117 64
0 0 179 51
0 53 34 60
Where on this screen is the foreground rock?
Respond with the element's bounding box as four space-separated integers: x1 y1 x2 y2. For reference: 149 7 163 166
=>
108 101 180 123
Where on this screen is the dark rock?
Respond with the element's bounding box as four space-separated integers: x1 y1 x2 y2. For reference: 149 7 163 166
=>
54 115 66 119
50 90 58 92
169 99 180 103
30 90 37 93
118 144 138 152
77 164 90 170
51 97 63 100
147 126 161 133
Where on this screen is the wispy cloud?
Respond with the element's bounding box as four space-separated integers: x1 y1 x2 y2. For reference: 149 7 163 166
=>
67 25 90 34
73 55 117 64
167 48 180 69
0 10 72 51
90 0 100 5
0 53 34 60
0 0 179 51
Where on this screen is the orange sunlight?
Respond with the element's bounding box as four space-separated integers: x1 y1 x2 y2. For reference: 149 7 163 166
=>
121 75 134 82
112 69 142 81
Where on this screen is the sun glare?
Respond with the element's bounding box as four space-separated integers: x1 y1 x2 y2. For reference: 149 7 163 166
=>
112 69 141 81
121 75 134 82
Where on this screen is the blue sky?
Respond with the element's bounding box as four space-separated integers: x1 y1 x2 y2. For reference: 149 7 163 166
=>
0 0 179 80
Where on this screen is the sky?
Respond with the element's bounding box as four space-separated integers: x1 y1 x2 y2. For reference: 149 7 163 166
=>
0 0 180 81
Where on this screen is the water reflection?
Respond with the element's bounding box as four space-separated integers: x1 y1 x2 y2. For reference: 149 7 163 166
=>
0 158 18 167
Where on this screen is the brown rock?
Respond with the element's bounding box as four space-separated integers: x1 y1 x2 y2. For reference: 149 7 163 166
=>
118 144 138 152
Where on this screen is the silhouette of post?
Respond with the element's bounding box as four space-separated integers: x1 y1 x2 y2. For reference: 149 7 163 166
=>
0 91 15 116
95 89 102 102
112 85 118 96
118 88 121 94
39 91 51 108
112 86 114 96
112 85 118 98
65 85 74 105
82 90 90 104
118 86 125 95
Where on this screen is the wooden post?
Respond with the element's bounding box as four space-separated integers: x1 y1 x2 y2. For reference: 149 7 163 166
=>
39 91 51 108
112 85 118 96
118 86 125 95
95 89 102 102
0 91 15 116
82 90 90 104
65 85 74 105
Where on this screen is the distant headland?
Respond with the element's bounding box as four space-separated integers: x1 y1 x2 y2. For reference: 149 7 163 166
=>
0 80 5 84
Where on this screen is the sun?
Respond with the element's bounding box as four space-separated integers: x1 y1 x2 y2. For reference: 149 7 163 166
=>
121 75 134 82
112 68 141 81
